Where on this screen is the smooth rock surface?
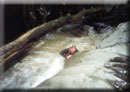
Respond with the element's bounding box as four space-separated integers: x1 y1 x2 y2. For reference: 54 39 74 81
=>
99 22 130 48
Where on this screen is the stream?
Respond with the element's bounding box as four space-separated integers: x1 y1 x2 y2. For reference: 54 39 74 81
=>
0 22 129 91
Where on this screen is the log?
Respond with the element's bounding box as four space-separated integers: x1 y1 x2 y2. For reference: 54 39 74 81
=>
0 7 104 73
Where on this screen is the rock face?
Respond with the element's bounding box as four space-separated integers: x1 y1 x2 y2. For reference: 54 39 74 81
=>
99 22 130 48
37 22 130 90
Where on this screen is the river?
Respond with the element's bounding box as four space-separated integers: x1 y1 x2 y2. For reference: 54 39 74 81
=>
0 22 129 90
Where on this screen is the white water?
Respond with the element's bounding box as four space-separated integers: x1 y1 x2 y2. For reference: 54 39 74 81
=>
0 24 98 89
0 23 128 89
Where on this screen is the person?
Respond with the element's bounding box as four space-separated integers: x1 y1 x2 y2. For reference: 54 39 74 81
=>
60 46 78 59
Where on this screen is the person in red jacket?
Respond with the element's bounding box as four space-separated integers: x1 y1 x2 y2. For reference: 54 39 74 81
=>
60 46 78 59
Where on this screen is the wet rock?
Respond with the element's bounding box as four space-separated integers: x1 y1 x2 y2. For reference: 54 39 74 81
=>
106 57 130 91
61 24 88 37
108 80 130 91
99 22 130 48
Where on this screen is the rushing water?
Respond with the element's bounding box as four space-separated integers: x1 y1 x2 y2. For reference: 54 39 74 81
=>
0 23 128 90
0 24 97 88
